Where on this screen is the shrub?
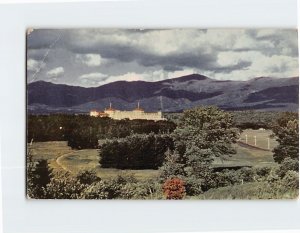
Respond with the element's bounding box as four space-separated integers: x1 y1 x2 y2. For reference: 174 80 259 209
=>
76 170 101 185
119 183 150 199
81 181 109 199
254 166 272 179
238 167 256 182
276 157 299 178
163 177 186 200
96 174 138 199
44 172 87 199
212 169 241 188
281 171 299 190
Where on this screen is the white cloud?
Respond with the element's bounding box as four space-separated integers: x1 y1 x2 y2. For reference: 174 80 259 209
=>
27 59 45 72
28 29 298 86
80 72 107 80
214 51 298 80
79 72 109 86
47 67 64 78
76 54 102 67
167 69 195 79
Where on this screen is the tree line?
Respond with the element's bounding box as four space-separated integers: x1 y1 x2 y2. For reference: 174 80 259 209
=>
27 107 299 199
27 115 176 149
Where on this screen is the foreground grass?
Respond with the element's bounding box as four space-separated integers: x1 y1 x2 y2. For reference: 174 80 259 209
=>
194 182 299 200
29 141 159 181
29 139 277 181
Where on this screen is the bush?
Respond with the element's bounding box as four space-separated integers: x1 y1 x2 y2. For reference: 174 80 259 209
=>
76 170 101 185
119 183 150 199
276 157 299 178
238 167 256 182
212 169 241 188
254 166 272 179
281 171 299 190
81 181 109 199
44 172 87 199
163 177 186 200
100 133 174 169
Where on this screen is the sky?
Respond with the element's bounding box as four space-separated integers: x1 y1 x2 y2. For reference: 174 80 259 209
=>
27 28 299 87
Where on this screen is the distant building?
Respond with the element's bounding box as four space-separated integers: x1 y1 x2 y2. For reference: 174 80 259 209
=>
90 102 166 121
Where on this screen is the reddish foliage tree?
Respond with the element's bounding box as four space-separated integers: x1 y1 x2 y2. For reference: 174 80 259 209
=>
163 177 186 200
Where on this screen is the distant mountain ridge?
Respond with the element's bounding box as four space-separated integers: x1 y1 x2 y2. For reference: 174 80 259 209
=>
27 74 299 113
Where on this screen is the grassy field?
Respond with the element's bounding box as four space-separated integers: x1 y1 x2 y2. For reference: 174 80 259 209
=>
28 142 159 181
194 182 298 200
57 149 159 180
28 129 277 181
212 129 276 168
239 129 278 150
28 141 72 171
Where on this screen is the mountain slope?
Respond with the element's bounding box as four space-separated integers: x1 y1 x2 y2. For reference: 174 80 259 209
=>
27 74 299 113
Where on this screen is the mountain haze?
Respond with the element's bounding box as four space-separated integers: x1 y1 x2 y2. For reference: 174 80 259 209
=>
27 74 299 113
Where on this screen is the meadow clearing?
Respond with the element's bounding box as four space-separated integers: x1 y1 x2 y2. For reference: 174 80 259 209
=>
28 129 277 181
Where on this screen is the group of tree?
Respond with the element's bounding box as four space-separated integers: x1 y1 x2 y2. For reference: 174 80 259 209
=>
27 107 299 199
28 114 176 149
99 133 174 169
231 110 280 129
272 112 299 163
27 164 163 199
165 110 280 130
159 106 240 195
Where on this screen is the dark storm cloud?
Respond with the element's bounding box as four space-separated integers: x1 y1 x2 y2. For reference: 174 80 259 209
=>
27 29 219 72
26 29 299 86
66 37 219 72
163 65 184 71
212 61 252 74
27 29 64 49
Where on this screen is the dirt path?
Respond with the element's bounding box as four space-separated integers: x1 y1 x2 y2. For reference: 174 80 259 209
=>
55 151 77 173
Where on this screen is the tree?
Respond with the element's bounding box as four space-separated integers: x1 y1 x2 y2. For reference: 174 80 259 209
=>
159 149 185 180
27 150 53 198
272 112 299 163
159 106 239 194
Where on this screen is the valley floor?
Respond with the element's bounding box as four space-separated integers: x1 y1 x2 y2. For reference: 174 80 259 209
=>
28 129 277 182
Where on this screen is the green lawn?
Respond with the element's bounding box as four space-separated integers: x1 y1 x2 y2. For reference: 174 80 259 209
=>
213 130 276 169
29 142 159 181
28 129 278 181
239 129 278 150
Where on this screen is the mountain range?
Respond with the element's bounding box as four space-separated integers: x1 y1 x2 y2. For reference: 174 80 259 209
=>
27 74 299 113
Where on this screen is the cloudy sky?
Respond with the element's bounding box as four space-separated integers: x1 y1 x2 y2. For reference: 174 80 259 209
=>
27 29 299 87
